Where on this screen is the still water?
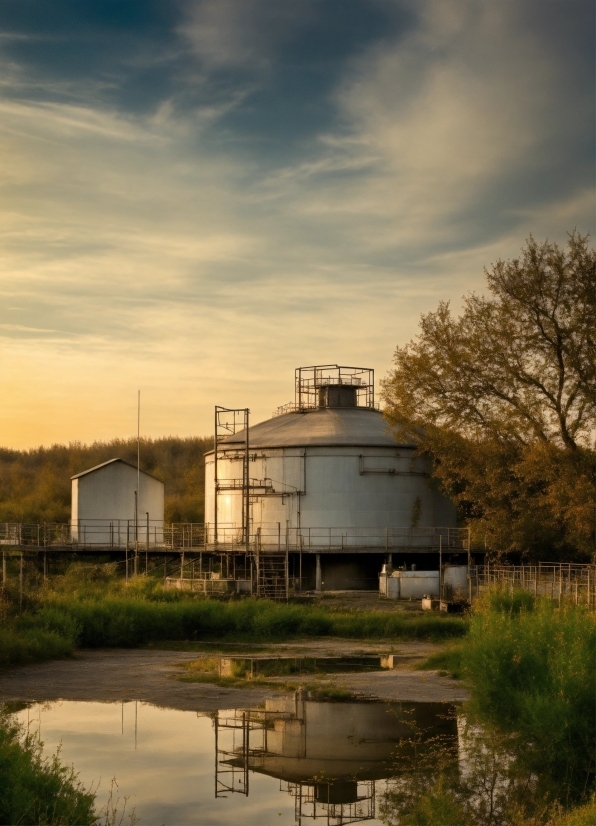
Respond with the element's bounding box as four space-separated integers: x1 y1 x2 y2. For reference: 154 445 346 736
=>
14 697 457 826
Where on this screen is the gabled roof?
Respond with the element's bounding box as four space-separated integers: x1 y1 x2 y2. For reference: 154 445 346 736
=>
71 458 163 483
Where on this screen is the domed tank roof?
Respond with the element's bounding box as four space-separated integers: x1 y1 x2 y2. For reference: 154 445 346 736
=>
217 408 415 450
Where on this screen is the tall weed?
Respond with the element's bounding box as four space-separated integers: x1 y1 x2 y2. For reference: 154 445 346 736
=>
462 591 596 800
0 711 96 824
38 596 466 648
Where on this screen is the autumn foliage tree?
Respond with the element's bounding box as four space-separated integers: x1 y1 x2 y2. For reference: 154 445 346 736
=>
382 232 596 560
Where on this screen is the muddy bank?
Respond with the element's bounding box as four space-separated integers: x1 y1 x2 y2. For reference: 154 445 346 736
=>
0 641 468 711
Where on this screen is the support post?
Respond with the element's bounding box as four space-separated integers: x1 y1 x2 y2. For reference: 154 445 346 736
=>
315 554 322 592
214 408 218 544
439 535 443 601
134 491 138 577
467 528 472 604
2 551 5 588
19 553 23 613
245 409 250 555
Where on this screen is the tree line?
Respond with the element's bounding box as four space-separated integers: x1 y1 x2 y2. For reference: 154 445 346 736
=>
0 436 213 525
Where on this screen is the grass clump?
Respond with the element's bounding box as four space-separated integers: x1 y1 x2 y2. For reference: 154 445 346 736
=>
416 645 463 679
38 596 466 647
548 797 596 826
0 626 75 669
0 711 96 825
462 590 596 803
402 589 596 822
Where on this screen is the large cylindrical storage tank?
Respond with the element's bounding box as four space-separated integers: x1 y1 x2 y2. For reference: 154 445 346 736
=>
205 408 455 535
205 365 457 590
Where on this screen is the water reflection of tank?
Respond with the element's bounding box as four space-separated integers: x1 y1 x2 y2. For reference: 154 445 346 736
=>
214 694 458 824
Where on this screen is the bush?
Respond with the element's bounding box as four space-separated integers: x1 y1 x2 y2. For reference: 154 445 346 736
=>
0 627 74 669
0 712 96 825
462 592 596 800
37 596 466 648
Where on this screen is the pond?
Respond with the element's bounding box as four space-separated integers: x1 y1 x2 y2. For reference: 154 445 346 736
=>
13 696 458 826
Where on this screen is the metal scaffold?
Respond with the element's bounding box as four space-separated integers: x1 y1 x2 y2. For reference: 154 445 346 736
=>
214 406 250 551
213 405 289 600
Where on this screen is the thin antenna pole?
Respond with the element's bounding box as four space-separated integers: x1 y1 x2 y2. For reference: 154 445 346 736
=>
135 390 140 564
137 390 141 498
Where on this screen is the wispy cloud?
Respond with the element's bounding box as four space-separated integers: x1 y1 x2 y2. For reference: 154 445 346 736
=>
0 0 592 447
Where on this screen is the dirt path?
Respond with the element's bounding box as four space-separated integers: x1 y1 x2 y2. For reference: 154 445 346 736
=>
0 641 467 711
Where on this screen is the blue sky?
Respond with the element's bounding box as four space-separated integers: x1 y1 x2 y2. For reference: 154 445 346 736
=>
0 0 594 447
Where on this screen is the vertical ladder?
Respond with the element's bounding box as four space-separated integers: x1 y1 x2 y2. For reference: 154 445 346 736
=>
255 553 288 600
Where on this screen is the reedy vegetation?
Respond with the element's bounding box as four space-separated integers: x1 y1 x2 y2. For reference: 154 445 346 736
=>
0 563 466 669
0 710 96 825
382 590 596 825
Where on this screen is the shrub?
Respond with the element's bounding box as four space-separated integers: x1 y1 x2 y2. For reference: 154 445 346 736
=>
0 712 96 825
462 592 596 800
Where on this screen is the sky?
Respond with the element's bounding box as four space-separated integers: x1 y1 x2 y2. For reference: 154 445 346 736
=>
0 0 594 449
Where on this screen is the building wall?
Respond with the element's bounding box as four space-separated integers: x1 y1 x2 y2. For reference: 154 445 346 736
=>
71 462 164 545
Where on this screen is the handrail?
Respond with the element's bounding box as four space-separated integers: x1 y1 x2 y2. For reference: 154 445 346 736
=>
0 521 470 552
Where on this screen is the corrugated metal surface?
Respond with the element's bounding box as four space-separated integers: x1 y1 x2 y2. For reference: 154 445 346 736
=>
212 408 413 450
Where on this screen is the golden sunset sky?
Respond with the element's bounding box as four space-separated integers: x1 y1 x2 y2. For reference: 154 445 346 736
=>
1 0 594 448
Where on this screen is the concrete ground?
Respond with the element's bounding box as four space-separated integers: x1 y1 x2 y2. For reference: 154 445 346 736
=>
0 640 467 712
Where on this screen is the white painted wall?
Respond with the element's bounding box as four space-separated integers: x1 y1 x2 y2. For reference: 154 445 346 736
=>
205 445 456 546
71 460 164 546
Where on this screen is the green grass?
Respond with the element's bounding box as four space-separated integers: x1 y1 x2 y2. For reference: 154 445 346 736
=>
462 590 596 803
177 661 354 698
0 711 96 825
35 596 465 646
411 589 596 817
0 565 468 670
416 645 463 679
549 798 596 826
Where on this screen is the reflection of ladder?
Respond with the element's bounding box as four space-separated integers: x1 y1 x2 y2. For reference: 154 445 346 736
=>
256 553 288 600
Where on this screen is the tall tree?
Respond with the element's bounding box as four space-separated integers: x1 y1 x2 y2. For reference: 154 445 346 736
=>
382 232 596 560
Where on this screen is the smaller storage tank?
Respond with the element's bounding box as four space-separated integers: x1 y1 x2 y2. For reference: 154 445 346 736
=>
380 570 440 599
443 565 469 600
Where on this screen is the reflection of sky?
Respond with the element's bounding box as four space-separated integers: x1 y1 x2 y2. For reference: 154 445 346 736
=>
0 1 593 447
17 701 308 826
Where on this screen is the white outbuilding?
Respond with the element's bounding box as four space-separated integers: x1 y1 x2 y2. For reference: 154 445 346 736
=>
71 458 164 547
